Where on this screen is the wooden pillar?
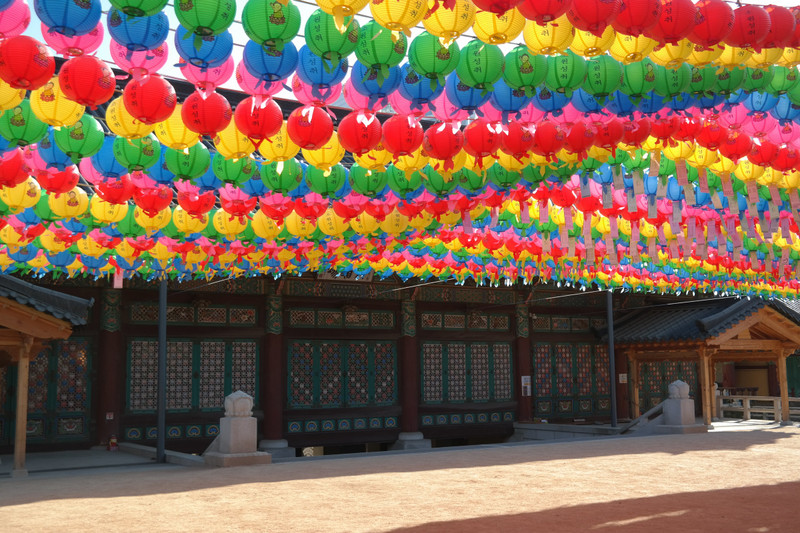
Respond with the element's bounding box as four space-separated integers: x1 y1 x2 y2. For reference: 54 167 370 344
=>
95 288 123 444
778 350 791 424
616 348 630 420
629 355 640 418
399 300 419 433
262 295 284 440
699 348 712 426
13 335 34 476
515 301 532 422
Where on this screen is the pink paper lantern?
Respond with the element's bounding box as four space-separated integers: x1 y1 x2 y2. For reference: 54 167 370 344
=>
181 56 234 92
388 90 429 118
717 106 750 131
41 21 103 57
235 60 282 96
478 102 503 123
343 77 387 112
291 75 341 107
767 122 800 147
109 41 169 81
517 103 546 124
743 112 778 140
78 158 109 186
0 0 31 39
430 91 468 122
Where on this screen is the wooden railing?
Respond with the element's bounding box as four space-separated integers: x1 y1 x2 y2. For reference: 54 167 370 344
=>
717 395 800 422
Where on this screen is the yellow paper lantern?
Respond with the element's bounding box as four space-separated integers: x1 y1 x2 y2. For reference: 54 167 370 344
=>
0 77 24 111
523 16 574 56
212 208 248 239
395 146 429 174
115 240 138 260
302 132 345 171
214 121 254 160
438 211 461 226
423 0 475 42
687 146 718 170
89 195 129 223
379 209 409 235
587 146 612 162
0 176 40 212
316 0 370 28
154 103 198 150
429 149 467 174
76 236 108 257
407 210 433 231
251 209 282 239
134 205 171 233
570 26 615 57
354 142 393 170
733 160 765 182
317 208 349 236
259 122 300 162
778 48 800 68
756 167 782 187
714 45 752 70
473 8 525 45
284 211 316 237
184 246 208 266
172 206 209 234
781 170 800 190
30 77 84 128
709 156 736 175
497 150 530 172
149 242 175 261
370 0 427 35
557 148 580 164
349 211 379 234
686 44 723 67
48 187 89 218
650 40 692 68
745 48 783 70
662 140 694 162
609 34 657 64
106 97 154 140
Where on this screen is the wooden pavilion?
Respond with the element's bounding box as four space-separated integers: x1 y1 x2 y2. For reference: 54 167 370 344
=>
613 298 800 426
0 275 92 476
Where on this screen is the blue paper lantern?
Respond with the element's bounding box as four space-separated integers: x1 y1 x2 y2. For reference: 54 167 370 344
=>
193 165 222 191
296 45 348 87
637 92 666 114
445 72 490 112
743 91 778 113
144 148 176 185
768 95 800 123
530 86 569 115
571 89 604 113
175 26 233 70
243 40 298 82
91 137 127 178
35 0 101 38
664 94 697 112
489 78 531 121
107 9 169 52
37 129 72 171
604 91 635 116
397 64 443 109
350 61 401 100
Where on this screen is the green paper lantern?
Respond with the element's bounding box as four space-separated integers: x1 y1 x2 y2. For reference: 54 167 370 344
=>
766 66 799 96
54 114 105 163
305 9 360 63
165 143 211 181
503 45 547 97
521 165 546 186
422 165 457 196
307 163 347 197
118 207 146 237
113 134 161 171
688 66 718 97
385 164 421 198
175 0 236 36
213 155 258 185
582 55 622 98
0 101 49 147
486 164 520 189
787 77 800 105
355 21 406 78
653 63 691 99
260 158 303 193
455 167 486 193
34 193 55 222
455 40 504 91
350 163 389 197
109 0 169 17
408 31 460 85
742 67 774 93
202 208 220 239
242 0 301 48
619 58 657 98
544 51 586 97
714 67 745 95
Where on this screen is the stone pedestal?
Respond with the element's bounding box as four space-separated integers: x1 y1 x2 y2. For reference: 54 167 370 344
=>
390 432 431 451
258 439 297 459
656 380 708 435
204 391 271 467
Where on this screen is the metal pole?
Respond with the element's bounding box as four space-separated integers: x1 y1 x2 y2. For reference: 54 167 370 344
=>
157 279 167 463
607 289 618 428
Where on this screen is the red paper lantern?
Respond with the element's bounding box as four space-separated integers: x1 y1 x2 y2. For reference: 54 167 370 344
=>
0 148 27 187
517 0 572 24
719 130 752 162
178 188 216 216
286 105 334 150
181 90 232 137
381 115 423 157
688 0 734 48
96 174 135 204
423 121 464 160
500 121 534 157
531 121 564 161
563 121 595 160
463 118 502 159
748 141 779 167
133 184 174 216
695 123 728 150
611 0 660 37
725 5 771 51
773 147 799 173
567 0 621 37
591 117 624 154
333 195 367 220
472 0 522 15
0 36 55 90
644 0 697 45
293 195 328 220
673 118 700 142
123 75 177 125
762 5 795 49
259 194 294 221
621 116 651 147
220 191 258 218
234 96 282 148
790 8 800 48
337 111 382 156
58 55 116 109
650 115 680 142
35 166 80 194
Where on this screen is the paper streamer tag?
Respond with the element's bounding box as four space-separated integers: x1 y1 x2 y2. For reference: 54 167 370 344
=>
687 217 696 241
676 160 689 186
606 235 618 265
683 183 696 206
580 175 591 198
780 248 790 278
649 153 660 177
669 241 679 258
602 184 613 209
648 236 656 259
463 210 473 234
491 207 499 227
647 195 657 219
711 191 723 210
676 234 686 256
627 188 637 213
610 216 618 239
632 170 644 196
698 168 709 193
568 236 575 258
657 226 667 246
781 217 792 243
520 201 530 224
790 191 800 231
656 176 667 198
612 167 624 189
631 223 640 263
708 222 717 243
539 200 548 225
543 236 551 255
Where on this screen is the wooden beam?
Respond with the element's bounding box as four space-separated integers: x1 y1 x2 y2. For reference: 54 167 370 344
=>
699 348 712 426
716 339 784 352
13 335 33 477
778 351 791 423
0 298 73 340
629 356 640 418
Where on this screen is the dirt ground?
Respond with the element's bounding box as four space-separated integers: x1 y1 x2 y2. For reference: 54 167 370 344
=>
2 426 800 533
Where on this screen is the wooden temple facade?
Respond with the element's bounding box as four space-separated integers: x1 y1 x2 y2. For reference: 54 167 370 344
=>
1 275 798 457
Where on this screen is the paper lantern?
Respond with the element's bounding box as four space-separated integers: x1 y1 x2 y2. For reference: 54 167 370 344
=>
106 97 155 140
302 132 345 171
502 45 547 97
242 40 298 83
287 105 333 150
463 118 502 160
645 0 697 45
0 100 49 147
0 36 55 90
567 0 621 37
165 143 210 181
259 122 300 162
181 90 232 137
133 184 173 217
407 31 460 85
609 33 657 63
350 61 401 102
423 121 464 162
355 21 406 74
518 0 571 24
109 41 168 80
688 0 733 49
0 0 31 39
582 55 622 97
233 96 282 149
48 186 88 219
181 56 234 91
113 134 160 171
95 174 134 204
0 77 24 112
382 115 423 157
174 26 233 70
260 158 303 193
370 0 426 35
725 5 771 50
456 40 505 90
30 77 84 128
107 9 169 51
36 165 80 194
545 51 587 97
338 111 382 156
172 205 209 233
154 103 199 150
523 16 575 55
0 176 40 211
242 0 301 47
570 26 615 57
611 0 660 37
0 148 26 187
306 164 347 197
423 0 476 42
213 122 254 160
109 0 169 17
58 55 116 109
212 152 257 185
650 39 693 68
42 21 104 57
175 0 235 37
305 9 360 63
354 142 392 170
531 121 564 161
122 74 176 126
34 0 101 38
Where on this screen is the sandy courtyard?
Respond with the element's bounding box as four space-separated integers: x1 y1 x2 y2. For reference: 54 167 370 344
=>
2 425 800 532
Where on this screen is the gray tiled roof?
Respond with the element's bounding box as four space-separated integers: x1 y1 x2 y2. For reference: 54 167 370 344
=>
0 275 93 327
